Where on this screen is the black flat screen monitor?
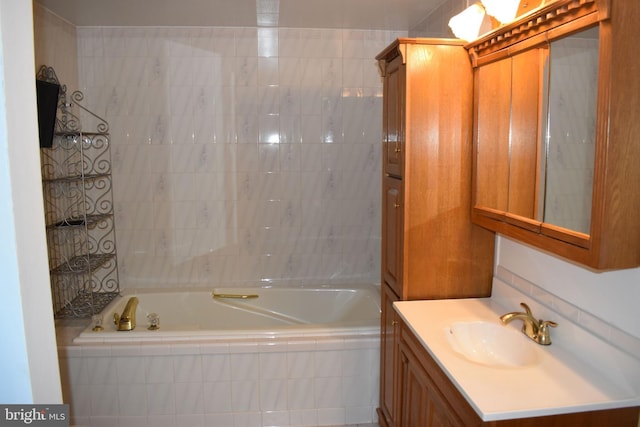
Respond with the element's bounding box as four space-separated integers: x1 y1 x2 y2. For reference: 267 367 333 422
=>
36 79 60 148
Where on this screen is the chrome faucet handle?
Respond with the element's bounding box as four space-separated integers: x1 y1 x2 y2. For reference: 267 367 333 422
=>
537 320 558 345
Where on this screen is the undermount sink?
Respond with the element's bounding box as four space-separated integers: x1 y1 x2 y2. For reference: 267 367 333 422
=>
445 321 539 368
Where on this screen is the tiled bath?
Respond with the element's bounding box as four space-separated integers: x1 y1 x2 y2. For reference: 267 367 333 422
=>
58 329 379 427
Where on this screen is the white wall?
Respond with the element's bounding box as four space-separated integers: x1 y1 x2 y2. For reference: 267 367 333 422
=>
33 2 79 92
0 0 61 403
497 236 640 340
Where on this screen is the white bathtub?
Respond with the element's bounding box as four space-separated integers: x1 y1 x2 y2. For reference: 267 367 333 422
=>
74 283 381 343
62 283 382 426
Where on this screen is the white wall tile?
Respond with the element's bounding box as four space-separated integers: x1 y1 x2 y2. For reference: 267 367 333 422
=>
259 352 287 379
176 414 205 427
118 415 148 427
205 412 234 426
146 383 176 415
173 354 203 382
231 379 260 411
90 384 120 416
145 356 174 383
202 381 232 413
262 410 290 427
174 382 204 414
202 353 231 381
316 407 345 426
87 357 117 385
117 384 148 416
287 352 314 379
314 377 342 408
116 356 146 384
290 409 318 426
288 378 315 409
146 414 177 427
259 378 288 410
75 25 401 289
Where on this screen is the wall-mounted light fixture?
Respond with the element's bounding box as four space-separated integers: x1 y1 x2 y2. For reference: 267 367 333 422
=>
481 0 521 24
448 3 492 42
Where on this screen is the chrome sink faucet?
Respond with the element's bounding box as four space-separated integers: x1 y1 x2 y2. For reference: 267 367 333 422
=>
114 296 139 331
500 302 557 345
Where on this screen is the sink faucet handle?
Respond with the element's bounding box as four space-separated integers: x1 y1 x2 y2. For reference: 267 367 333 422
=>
520 302 533 316
537 320 558 345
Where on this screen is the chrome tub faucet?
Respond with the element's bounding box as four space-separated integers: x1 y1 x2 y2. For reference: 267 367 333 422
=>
114 296 139 331
500 302 557 345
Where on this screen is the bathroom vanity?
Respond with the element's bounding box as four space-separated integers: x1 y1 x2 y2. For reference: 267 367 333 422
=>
394 298 640 426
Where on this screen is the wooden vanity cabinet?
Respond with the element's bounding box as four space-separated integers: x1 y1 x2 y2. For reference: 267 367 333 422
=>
397 317 640 427
467 0 640 270
376 38 495 427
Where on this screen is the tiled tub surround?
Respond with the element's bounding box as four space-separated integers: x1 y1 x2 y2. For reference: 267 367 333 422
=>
58 327 379 427
76 26 404 288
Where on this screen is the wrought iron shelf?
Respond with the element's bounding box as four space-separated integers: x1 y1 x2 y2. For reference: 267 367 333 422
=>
54 291 119 319
38 65 119 319
50 253 116 275
43 172 111 184
55 131 107 137
47 213 112 230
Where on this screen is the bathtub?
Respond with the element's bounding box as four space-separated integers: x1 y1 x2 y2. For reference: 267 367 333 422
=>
74 283 381 343
61 283 382 426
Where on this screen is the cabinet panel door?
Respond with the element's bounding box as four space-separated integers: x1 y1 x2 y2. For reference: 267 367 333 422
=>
382 176 403 298
399 342 459 427
475 57 511 212
379 284 399 427
509 48 544 219
383 55 405 178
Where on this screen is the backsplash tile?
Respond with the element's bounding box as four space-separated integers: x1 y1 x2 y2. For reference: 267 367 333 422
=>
494 265 640 358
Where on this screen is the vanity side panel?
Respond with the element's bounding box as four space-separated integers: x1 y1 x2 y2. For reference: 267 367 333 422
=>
403 43 494 299
591 0 640 268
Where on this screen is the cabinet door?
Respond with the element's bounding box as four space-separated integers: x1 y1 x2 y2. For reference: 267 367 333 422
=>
399 341 460 427
383 54 405 178
382 176 403 298
474 47 543 220
379 284 399 427
475 56 511 213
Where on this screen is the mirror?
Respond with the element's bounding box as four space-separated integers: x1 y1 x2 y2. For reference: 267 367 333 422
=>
541 26 599 234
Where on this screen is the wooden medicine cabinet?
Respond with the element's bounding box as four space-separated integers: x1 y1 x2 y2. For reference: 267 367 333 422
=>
467 0 640 270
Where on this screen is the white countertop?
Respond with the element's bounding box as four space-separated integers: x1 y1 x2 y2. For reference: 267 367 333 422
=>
394 298 640 421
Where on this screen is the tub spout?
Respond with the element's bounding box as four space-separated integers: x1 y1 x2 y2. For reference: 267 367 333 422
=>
114 297 139 331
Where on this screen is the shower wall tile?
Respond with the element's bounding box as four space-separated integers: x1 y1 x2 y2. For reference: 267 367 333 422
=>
77 26 403 288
